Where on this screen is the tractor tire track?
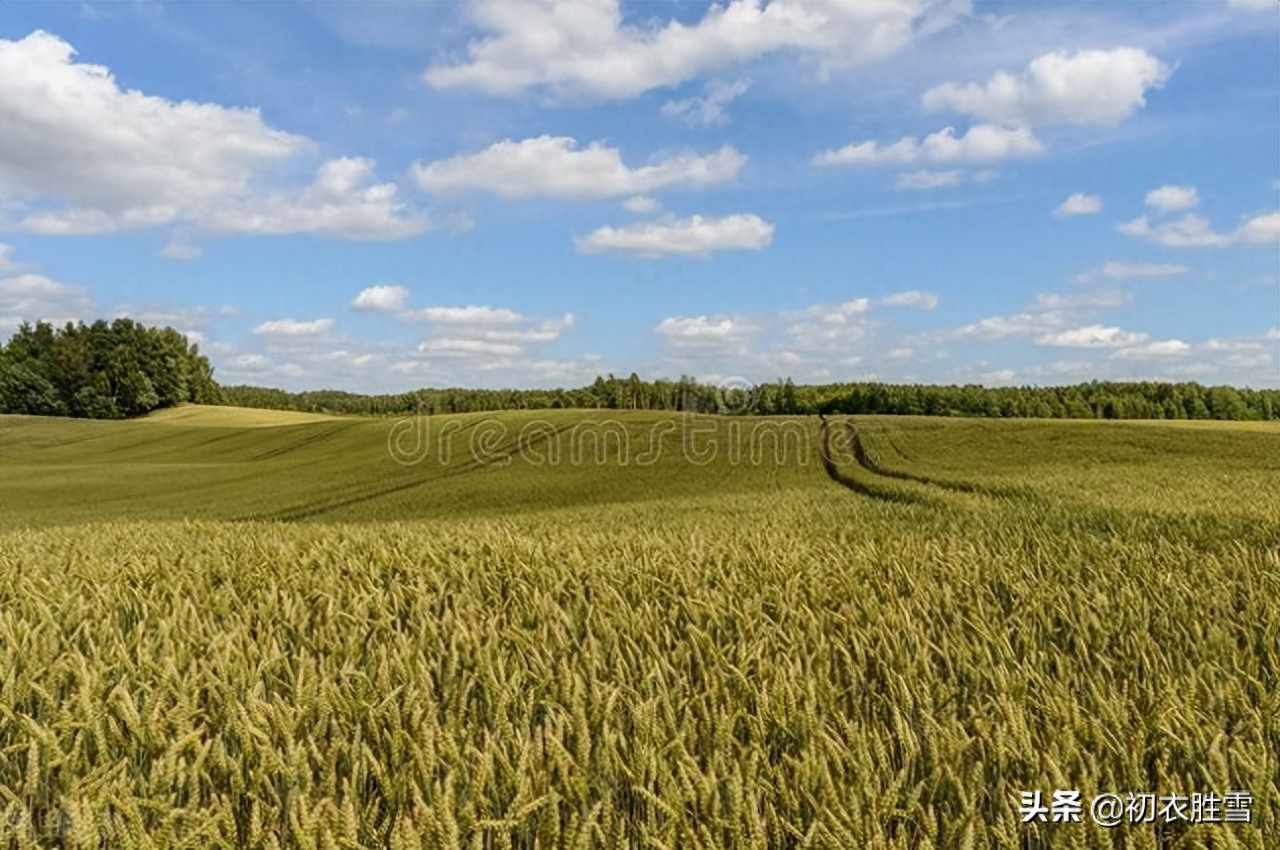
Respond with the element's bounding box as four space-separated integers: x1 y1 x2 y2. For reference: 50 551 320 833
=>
818 419 937 506
843 420 1028 500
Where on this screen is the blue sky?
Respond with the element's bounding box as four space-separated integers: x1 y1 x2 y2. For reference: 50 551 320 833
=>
1 0 1277 391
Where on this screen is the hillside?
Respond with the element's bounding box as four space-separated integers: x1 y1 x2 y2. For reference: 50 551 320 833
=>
2 406 1278 845
3 405 1277 529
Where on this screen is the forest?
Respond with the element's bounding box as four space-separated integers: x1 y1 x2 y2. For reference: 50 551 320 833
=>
0 320 220 418
2 319 1276 421
223 374 1280 421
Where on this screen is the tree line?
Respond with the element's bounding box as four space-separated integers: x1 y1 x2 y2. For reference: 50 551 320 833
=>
1 319 1275 422
224 374 1280 421
0 320 220 418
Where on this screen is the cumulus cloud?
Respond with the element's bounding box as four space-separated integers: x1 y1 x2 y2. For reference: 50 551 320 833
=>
0 272 94 331
0 243 20 272
1109 339 1192 359
1101 261 1189 278
0 31 423 240
654 315 759 349
348 287 578 363
418 338 523 357
896 169 962 190
351 285 409 312
1117 215 1224 247
1118 211 1278 247
575 213 774 258
161 240 202 261
922 47 1172 127
1236 211 1280 245
1144 185 1199 212
880 290 939 309
951 290 1129 341
814 124 1042 167
1054 193 1102 217
407 306 524 325
423 0 959 100
623 196 661 214
1030 290 1130 311
1034 324 1147 348
412 136 744 199
194 158 425 240
253 318 335 337
112 305 230 341
662 79 751 128
651 294 908 380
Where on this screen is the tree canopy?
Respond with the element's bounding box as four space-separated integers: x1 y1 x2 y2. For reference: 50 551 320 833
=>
2 321 1274 423
222 375 1279 422
0 319 220 419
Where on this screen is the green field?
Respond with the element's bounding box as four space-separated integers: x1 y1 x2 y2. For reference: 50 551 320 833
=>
2 406 1277 848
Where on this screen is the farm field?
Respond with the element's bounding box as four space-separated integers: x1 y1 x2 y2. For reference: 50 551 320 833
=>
1 406 1278 848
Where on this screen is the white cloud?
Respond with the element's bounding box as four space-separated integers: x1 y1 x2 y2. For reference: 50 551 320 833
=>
575 213 774 258
161 240 202 261
1236 211 1280 245
253 318 335 337
480 315 575 343
0 272 94 330
1200 338 1265 353
954 312 1056 341
1 31 301 223
654 315 756 343
418 338 523 357
951 289 1129 341
662 79 750 128
1118 212 1278 247
922 47 1171 127
776 299 880 359
652 314 762 362
0 32 423 240
423 0 960 100
980 368 1015 382
1031 290 1130 311
1144 185 1199 212
365 297 578 358
1035 324 1147 348
412 136 745 199
814 124 1042 167
1117 214 1230 247
1054 193 1101 217
408 305 524 325
111 305 222 338
1101 261 1189 278
226 353 268 371
880 290 939 309
896 169 962 190
623 195 661 214
196 158 425 241
0 243 21 272
351 285 409 312
1110 339 1192 359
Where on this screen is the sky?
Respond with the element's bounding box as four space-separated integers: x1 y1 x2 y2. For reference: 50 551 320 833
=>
0 0 1277 392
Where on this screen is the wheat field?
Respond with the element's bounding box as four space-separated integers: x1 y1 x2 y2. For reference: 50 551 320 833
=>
1 407 1277 848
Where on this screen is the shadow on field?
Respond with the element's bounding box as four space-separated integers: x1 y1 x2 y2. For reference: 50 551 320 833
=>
255 422 578 522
